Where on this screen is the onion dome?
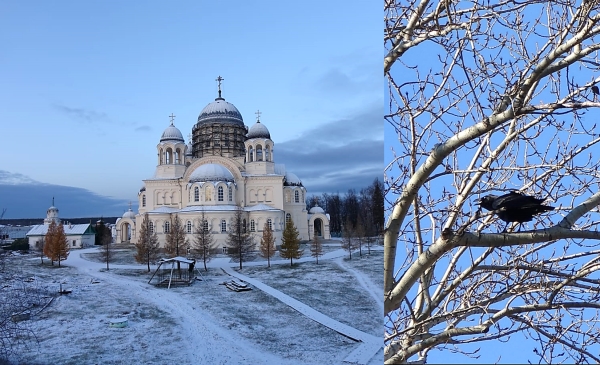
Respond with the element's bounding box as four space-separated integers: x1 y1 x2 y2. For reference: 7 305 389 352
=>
247 121 271 139
309 206 325 214
284 172 303 186
189 163 234 183
160 122 184 142
122 209 136 220
197 98 244 126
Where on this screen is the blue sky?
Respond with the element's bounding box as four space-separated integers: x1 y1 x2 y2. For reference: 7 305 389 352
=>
0 1 382 204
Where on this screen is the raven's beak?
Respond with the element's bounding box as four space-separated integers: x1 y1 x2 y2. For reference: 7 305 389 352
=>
474 198 482 205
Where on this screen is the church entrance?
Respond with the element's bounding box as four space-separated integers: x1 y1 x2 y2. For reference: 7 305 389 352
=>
120 223 131 243
314 218 323 237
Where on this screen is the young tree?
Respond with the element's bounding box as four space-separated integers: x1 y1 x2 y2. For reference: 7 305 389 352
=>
385 2 600 363
259 222 276 267
280 218 302 266
135 214 159 272
192 212 214 271
44 221 69 267
226 207 255 270
309 233 323 264
165 214 186 257
340 219 356 260
96 219 113 270
165 214 187 277
354 216 366 257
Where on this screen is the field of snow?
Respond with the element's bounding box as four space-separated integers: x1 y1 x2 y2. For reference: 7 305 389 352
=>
2 241 382 365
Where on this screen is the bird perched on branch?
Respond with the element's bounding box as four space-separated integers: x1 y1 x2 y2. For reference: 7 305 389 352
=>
476 191 555 231
592 85 599 101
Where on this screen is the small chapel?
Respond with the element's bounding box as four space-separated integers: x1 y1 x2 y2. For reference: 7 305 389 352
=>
116 77 330 250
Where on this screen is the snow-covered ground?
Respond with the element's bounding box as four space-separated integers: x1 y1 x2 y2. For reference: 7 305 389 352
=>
3 241 383 365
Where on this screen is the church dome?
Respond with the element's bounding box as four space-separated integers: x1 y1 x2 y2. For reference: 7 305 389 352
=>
284 172 303 186
122 209 136 220
197 98 244 126
160 123 184 142
309 206 325 214
189 163 234 183
247 121 271 139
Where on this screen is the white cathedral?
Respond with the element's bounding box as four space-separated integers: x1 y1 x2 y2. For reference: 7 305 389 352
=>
116 78 330 251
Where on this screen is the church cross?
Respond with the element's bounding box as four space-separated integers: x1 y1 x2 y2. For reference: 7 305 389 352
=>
128 201 132 210
255 110 262 122
216 75 224 98
169 113 176 125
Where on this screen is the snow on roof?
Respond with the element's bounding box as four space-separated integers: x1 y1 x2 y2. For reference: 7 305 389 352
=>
27 224 93 236
179 205 240 213
147 207 179 214
158 256 195 265
244 204 281 212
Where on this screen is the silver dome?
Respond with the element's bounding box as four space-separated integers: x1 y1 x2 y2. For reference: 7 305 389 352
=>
189 163 234 183
284 171 303 186
247 121 271 139
122 209 136 220
160 123 185 142
309 206 325 214
197 98 244 126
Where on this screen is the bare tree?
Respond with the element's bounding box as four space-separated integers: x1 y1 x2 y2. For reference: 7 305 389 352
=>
385 1 600 363
0 268 52 361
192 212 214 271
135 213 159 272
341 219 357 260
309 233 323 264
226 206 255 270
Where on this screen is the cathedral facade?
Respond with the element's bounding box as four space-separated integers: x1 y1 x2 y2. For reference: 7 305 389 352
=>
116 80 330 251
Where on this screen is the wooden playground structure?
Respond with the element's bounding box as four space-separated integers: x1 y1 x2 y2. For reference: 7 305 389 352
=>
148 256 203 288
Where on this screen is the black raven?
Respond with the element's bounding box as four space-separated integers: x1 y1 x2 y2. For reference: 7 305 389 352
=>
592 85 599 95
476 191 555 231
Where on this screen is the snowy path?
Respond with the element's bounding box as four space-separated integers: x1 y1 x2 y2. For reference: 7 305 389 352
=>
335 257 384 314
221 266 382 365
63 250 300 365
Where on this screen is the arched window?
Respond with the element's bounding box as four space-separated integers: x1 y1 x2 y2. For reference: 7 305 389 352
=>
194 187 199 202
267 218 272 231
142 195 146 207
249 146 254 162
256 145 263 161
164 221 170 234
203 220 209 232
166 148 172 164
218 186 224 202
221 219 227 233
265 146 271 161
294 190 300 203
175 149 181 164
149 222 154 234
228 186 233 202
286 213 291 224
186 221 192 234
250 219 256 232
